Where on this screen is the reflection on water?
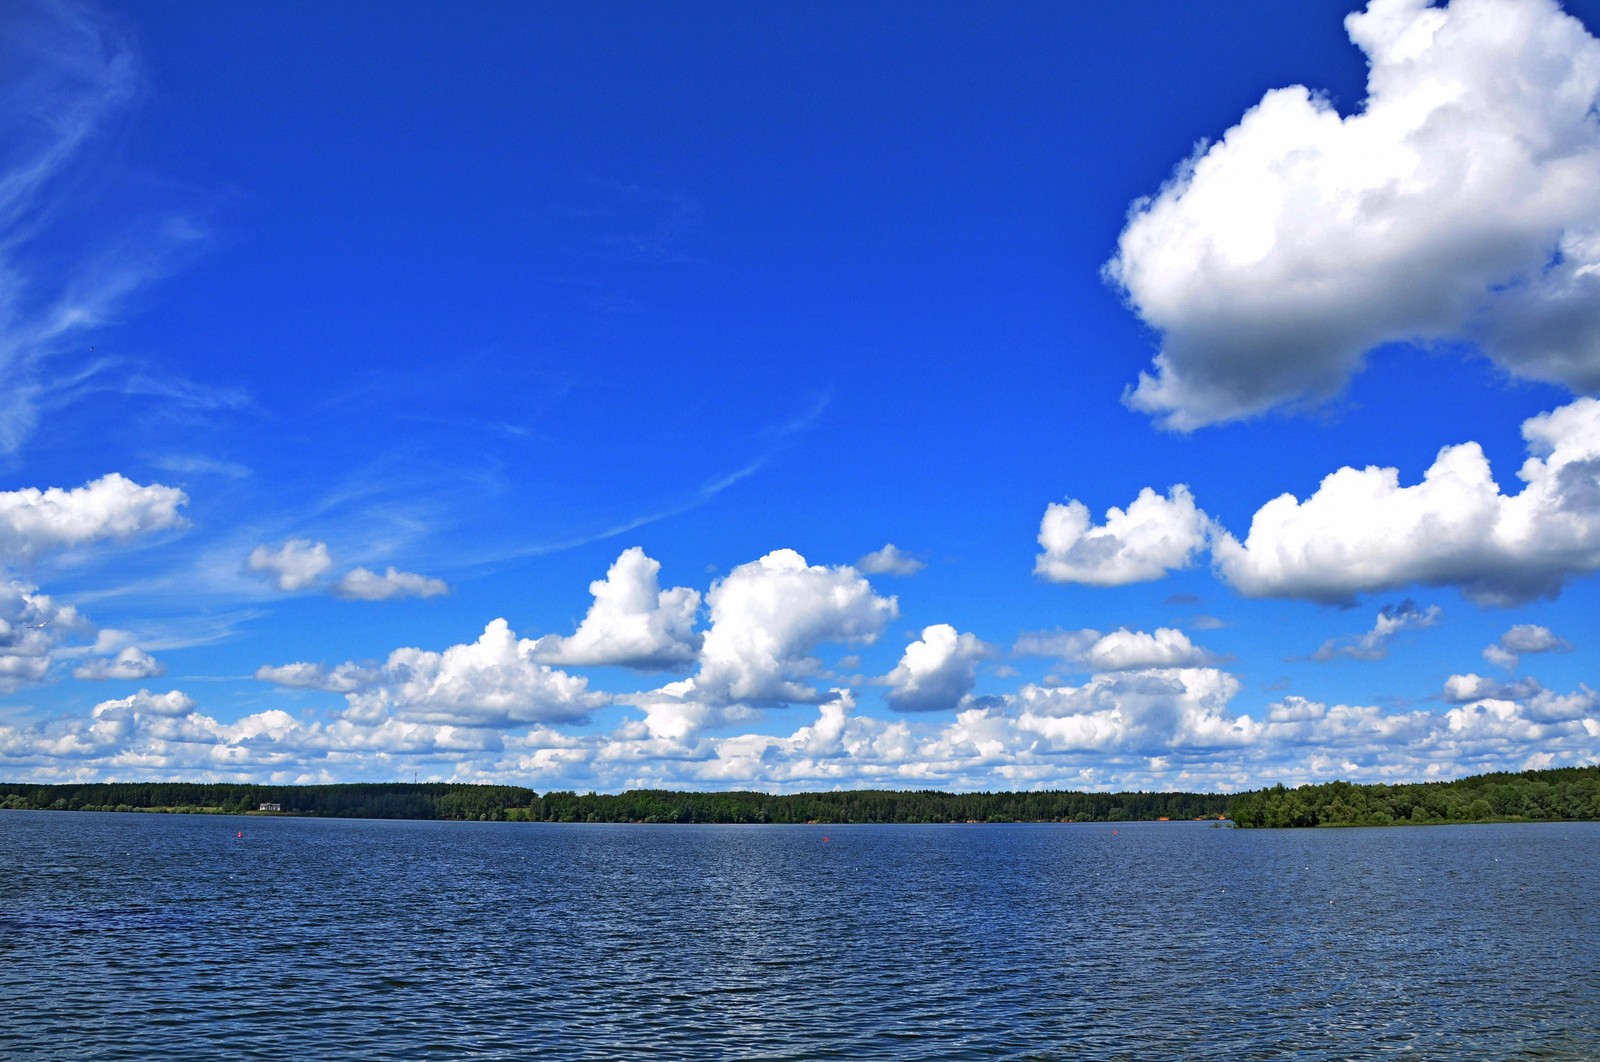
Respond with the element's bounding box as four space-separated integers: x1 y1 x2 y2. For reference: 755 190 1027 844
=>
1 812 1595 1060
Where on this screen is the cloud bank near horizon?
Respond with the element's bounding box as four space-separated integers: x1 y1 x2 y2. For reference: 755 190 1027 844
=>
1038 397 1600 606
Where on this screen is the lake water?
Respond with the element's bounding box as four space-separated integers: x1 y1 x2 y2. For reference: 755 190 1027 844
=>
0 812 1596 1060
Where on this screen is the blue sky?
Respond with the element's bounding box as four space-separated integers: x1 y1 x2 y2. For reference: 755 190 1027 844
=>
2 0 1598 791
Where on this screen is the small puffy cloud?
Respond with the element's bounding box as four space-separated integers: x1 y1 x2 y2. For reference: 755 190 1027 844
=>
254 661 375 693
1085 628 1211 671
1035 486 1210 586
246 539 332 592
1438 675 1595 725
1311 599 1441 662
91 689 195 719
333 566 449 602
1484 623 1574 670
1214 398 1600 605
694 549 897 704
0 579 88 693
856 544 926 576
530 547 700 670
1013 627 1210 672
1518 686 1600 725
1497 623 1575 655
73 646 164 681
339 619 607 727
1109 0 1600 429
883 624 992 713
1442 672 1544 704
0 474 187 561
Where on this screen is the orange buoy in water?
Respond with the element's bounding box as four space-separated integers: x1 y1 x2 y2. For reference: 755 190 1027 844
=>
236 831 242 838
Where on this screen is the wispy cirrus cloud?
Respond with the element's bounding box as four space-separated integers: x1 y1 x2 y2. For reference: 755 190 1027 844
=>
0 1 230 457
1310 600 1441 662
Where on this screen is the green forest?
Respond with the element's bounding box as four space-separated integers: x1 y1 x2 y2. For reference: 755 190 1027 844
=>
0 781 1227 823
0 765 1595 826
1227 765 1600 827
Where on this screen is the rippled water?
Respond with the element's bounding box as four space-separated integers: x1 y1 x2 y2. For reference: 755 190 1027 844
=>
1 812 1596 1059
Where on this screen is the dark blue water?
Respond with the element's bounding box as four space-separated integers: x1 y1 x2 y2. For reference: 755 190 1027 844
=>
1 813 1595 1060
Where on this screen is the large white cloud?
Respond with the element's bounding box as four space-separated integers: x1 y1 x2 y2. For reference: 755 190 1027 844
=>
0 474 187 561
1109 0 1600 429
1014 668 1248 756
324 619 608 727
883 624 991 713
530 547 701 669
1213 397 1600 604
1035 486 1210 586
246 539 333 592
692 549 897 704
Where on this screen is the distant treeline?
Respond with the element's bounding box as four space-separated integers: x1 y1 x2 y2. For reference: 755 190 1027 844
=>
0 766 1594 826
0 781 1225 823
1228 766 1600 827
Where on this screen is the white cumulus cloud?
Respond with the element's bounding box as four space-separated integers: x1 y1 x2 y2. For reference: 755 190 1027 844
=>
1084 628 1211 671
1484 623 1574 670
337 619 607 727
0 474 187 561
1442 672 1544 704
333 566 449 602
1012 627 1210 672
73 645 164 680
693 549 897 704
1035 485 1210 586
530 547 701 669
0 579 88 693
1213 398 1600 605
883 624 992 713
1013 668 1248 756
246 539 333 592
1109 0 1600 429
856 544 926 576
91 688 195 719
254 661 376 693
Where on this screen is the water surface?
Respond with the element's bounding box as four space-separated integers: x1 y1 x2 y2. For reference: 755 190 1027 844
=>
1 812 1595 1059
